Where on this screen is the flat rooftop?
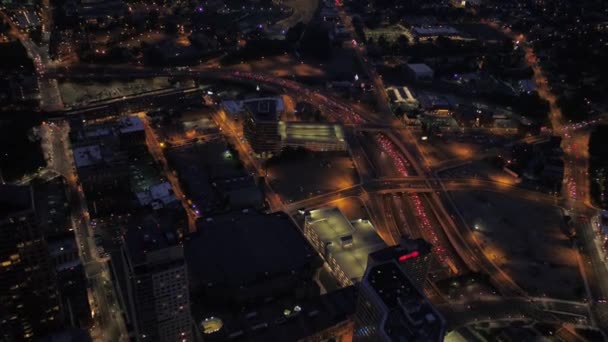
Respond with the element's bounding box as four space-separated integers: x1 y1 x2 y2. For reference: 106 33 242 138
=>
167 140 255 212
244 97 284 122
306 207 386 283
73 145 103 168
123 211 182 265
186 211 318 288
366 262 445 341
118 116 144 134
278 122 345 144
407 63 434 75
386 86 417 104
411 26 460 36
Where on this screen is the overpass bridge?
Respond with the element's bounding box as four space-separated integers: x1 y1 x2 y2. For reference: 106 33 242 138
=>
282 176 562 212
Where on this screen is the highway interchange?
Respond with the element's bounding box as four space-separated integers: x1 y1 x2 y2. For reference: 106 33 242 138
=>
37 55 607 335
43 63 606 334
4 2 608 339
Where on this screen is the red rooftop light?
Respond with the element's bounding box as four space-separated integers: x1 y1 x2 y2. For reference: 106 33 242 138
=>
398 251 419 262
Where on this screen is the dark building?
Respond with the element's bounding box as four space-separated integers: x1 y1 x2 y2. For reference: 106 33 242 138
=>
367 236 433 291
166 140 264 214
353 260 446 341
117 116 146 150
30 177 92 330
70 116 158 220
70 121 131 218
117 221 192 342
198 286 357 342
62 0 127 24
47 232 92 330
0 185 62 341
186 211 321 309
243 99 281 155
31 177 72 236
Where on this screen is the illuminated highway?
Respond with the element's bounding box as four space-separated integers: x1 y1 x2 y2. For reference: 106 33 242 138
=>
8 0 605 336
32 26 605 331
52 65 552 296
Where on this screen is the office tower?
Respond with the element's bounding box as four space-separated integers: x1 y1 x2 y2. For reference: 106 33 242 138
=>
47 232 92 329
243 99 281 154
0 185 62 341
120 226 192 342
368 236 433 291
353 260 445 342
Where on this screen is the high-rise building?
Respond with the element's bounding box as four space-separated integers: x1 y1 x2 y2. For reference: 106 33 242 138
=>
353 260 445 342
367 236 433 291
0 185 62 341
47 232 92 329
243 99 281 155
119 226 192 342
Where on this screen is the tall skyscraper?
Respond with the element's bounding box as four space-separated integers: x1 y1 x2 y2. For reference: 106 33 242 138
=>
243 99 281 154
0 185 62 341
32 176 92 330
119 226 192 342
368 236 433 291
353 259 445 342
47 232 92 329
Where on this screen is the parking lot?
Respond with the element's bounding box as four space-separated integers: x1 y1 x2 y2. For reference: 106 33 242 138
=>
265 151 359 203
450 190 584 300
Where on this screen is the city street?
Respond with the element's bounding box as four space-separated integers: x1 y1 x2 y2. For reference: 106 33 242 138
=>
3 0 608 340
40 121 127 341
19 8 604 337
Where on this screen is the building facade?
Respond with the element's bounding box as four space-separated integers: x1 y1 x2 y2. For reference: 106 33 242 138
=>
243 109 281 155
120 230 192 342
47 232 92 329
354 260 445 341
368 236 433 291
0 185 62 341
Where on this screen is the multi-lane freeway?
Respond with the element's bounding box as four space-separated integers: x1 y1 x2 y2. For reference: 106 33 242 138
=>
20 7 606 335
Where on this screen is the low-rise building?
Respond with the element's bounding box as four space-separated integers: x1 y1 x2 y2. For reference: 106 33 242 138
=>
197 286 356 342
410 25 460 40
406 63 435 82
386 86 419 110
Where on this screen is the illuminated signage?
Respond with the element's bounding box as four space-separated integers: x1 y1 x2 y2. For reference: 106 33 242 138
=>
398 251 419 262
